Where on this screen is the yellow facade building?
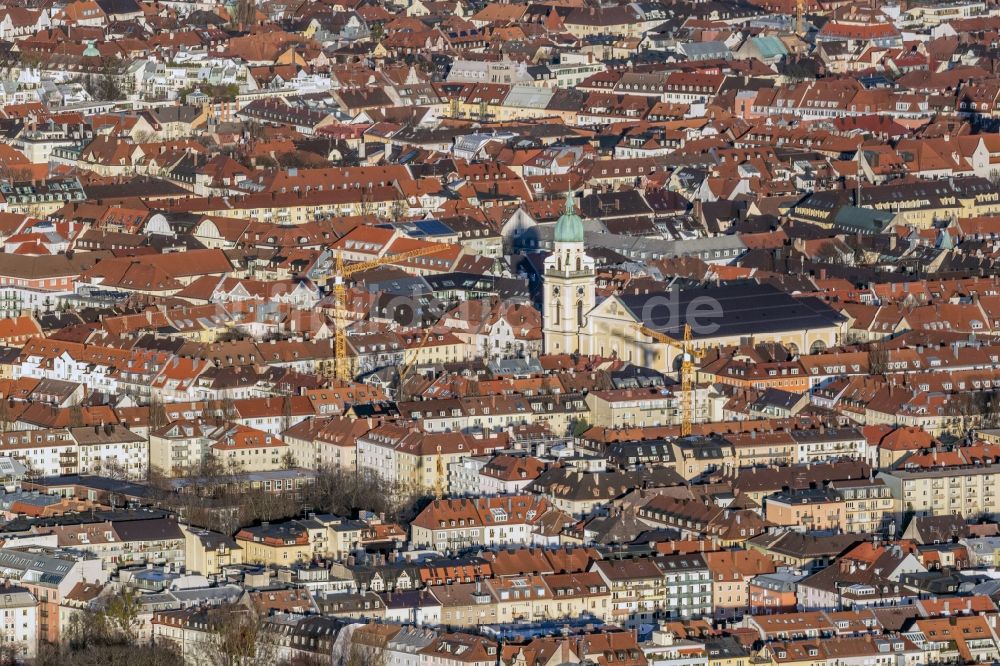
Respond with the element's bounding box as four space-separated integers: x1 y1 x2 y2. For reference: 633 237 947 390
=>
182 526 244 576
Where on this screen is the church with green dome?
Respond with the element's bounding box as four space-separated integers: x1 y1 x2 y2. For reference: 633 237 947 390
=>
542 191 595 354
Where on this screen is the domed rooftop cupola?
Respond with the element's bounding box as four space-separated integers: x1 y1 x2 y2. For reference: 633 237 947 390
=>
553 190 583 243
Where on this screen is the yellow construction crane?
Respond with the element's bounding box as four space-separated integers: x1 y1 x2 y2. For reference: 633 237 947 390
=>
634 323 705 437
331 244 450 380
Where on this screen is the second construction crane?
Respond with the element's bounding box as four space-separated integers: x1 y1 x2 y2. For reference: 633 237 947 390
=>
330 244 449 381
633 323 705 436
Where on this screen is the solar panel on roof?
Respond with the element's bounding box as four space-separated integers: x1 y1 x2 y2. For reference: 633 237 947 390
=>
412 219 453 236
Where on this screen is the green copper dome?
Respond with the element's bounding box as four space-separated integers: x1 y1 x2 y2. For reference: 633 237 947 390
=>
83 41 100 57
554 191 584 243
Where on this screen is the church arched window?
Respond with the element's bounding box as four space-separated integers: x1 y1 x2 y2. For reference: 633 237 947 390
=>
554 301 560 325
577 300 584 327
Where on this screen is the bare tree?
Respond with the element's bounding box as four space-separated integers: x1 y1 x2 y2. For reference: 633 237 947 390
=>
103 586 142 644
0 163 34 182
0 643 22 666
230 0 257 29
68 404 85 427
146 466 174 494
148 394 168 430
948 392 989 438
103 458 130 482
49 588 180 666
199 606 276 666
84 56 125 101
221 395 237 421
239 487 299 527
976 391 1000 430
281 395 294 435
164 452 299 534
867 341 889 377
307 466 425 524
196 451 226 483
40 638 181 664
342 632 389 666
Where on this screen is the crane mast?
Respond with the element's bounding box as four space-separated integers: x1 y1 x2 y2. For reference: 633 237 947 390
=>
634 323 706 436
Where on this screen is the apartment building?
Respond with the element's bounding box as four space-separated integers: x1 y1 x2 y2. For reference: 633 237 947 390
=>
409 496 555 551
765 488 845 532
591 557 666 629
585 387 709 429
0 429 77 477
658 553 712 621
209 425 289 473
725 427 866 468
70 424 147 479
879 463 1000 518
541 571 613 622
0 546 105 644
148 420 219 476
790 427 867 464
749 572 802 615
236 520 321 565
235 515 368 566
705 550 777 622
357 424 508 492
830 479 896 534
485 575 553 624
430 582 499 627
762 478 896 537
0 585 37 662
182 526 243 576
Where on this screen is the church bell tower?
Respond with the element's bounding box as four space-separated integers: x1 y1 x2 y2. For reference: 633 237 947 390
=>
543 192 595 354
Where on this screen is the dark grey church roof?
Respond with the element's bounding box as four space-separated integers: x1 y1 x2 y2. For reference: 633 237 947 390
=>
618 281 844 340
